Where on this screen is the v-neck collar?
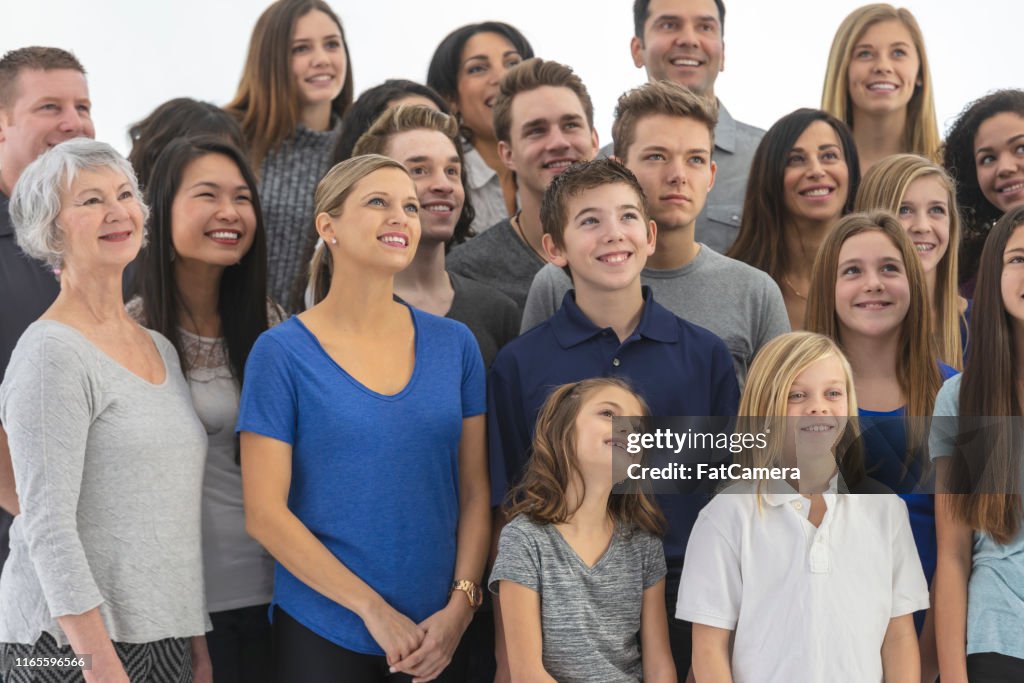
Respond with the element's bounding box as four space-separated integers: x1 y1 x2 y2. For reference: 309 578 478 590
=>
549 523 620 574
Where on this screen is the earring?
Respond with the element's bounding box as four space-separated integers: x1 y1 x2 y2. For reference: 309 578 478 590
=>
330 237 338 245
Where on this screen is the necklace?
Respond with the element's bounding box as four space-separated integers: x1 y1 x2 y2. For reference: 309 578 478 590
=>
511 211 547 263
784 274 807 300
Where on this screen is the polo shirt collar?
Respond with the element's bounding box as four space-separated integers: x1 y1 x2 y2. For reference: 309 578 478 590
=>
763 472 841 507
550 286 679 348
714 100 737 155
0 192 12 238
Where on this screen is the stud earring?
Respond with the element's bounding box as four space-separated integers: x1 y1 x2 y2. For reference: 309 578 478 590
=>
330 237 338 245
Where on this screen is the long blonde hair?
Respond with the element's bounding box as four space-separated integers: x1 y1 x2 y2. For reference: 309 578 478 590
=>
855 154 963 369
821 4 940 162
738 332 864 496
307 154 410 303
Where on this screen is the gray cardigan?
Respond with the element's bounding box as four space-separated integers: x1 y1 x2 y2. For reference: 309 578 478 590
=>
0 321 209 646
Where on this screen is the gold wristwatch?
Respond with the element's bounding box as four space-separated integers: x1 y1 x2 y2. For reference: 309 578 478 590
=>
450 579 483 609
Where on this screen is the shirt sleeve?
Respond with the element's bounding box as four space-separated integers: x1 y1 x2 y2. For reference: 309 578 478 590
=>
0 331 104 618
488 520 542 594
236 332 298 445
928 376 960 461
675 509 742 630
487 354 533 506
520 266 567 334
888 498 930 617
754 277 791 354
710 338 740 418
460 325 486 418
642 532 668 590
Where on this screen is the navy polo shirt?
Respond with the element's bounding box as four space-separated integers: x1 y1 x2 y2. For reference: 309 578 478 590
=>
488 287 739 599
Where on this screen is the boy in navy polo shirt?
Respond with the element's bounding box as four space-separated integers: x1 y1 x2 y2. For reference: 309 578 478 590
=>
488 158 739 679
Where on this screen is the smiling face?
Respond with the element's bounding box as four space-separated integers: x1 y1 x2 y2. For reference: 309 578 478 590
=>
57 166 145 272
974 111 1024 214
453 31 524 141
783 120 850 228
290 9 347 112
834 230 910 340
623 113 715 231
544 182 656 294
0 68 94 194
319 166 421 273
896 174 950 276
170 153 257 271
385 128 465 244
783 355 850 473
573 384 647 484
1001 225 1024 330
630 0 724 97
499 85 599 200
846 20 920 118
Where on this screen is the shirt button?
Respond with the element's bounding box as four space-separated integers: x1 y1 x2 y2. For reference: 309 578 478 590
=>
612 358 621 367
792 501 803 510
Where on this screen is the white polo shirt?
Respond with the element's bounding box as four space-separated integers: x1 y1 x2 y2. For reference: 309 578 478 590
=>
677 480 928 682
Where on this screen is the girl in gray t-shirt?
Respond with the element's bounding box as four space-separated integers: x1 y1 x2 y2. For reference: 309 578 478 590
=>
490 378 674 683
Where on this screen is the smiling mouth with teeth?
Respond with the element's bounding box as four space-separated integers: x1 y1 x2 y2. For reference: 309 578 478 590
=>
800 424 834 432
914 243 936 252
598 253 631 264
379 234 408 247
999 182 1024 194
670 58 702 67
800 188 833 197
867 83 898 91
207 231 241 242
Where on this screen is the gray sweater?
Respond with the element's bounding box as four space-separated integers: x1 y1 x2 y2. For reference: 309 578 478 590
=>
260 122 341 309
0 321 209 645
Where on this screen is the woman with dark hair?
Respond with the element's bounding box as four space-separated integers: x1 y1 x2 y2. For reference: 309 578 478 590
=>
932 206 1024 681
728 108 861 329
225 0 353 309
942 89 1024 297
428 21 534 234
332 80 449 165
129 98 246 191
130 136 280 683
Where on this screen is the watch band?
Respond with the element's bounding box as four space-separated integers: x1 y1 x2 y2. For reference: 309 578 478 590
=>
450 579 483 609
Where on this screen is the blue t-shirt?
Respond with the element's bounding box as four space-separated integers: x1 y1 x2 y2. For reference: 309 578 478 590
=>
859 362 958 590
488 287 739 600
237 310 486 655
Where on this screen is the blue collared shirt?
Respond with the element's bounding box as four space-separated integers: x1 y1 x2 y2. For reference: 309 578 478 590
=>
488 287 739 597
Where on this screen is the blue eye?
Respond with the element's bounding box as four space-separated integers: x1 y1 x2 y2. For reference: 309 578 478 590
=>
404 203 419 214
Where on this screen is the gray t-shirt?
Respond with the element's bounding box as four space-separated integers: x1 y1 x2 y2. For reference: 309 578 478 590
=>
520 246 789 385
0 321 209 645
490 515 666 683
600 102 763 254
446 218 546 312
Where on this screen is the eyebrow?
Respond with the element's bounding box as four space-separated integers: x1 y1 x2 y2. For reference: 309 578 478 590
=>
292 33 341 43
188 181 249 191
853 40 912 49
520 113 584 132
1006 247 1024 256
595 400 625 411
977 133 1024 154
75 182 131 196
640 144 711 155
838 255 902 267
463 50 520 66
791 143 841 153
573 203 643 220
403 155 462 165
651 13 718 25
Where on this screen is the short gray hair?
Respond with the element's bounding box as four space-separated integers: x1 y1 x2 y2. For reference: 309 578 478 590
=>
10 137 148 269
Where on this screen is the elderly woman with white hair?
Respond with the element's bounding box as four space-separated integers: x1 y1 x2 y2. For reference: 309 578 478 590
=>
0 139 211 683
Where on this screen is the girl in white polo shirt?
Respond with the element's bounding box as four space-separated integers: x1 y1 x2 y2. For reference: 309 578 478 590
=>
678 332 928 682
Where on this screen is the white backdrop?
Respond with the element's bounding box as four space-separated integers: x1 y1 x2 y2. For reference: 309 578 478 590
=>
2 0 1019 154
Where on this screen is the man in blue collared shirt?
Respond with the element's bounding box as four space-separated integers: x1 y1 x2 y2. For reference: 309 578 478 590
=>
617 0 764 253
488 159 738 679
